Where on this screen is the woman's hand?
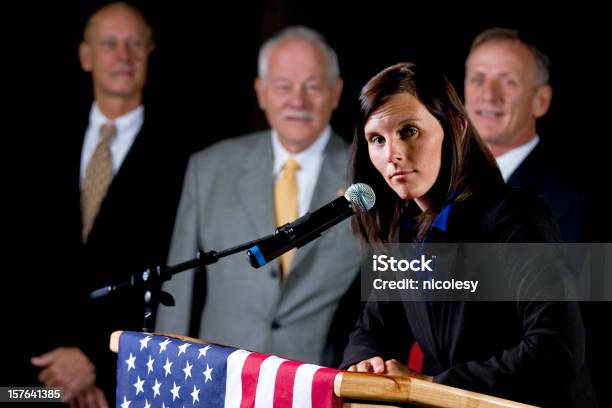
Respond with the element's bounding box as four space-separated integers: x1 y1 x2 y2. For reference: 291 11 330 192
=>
384 358 433 381
347 356 386 373
347 356 433 381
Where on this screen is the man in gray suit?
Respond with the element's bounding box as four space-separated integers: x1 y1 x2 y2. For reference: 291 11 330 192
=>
156 26 361 366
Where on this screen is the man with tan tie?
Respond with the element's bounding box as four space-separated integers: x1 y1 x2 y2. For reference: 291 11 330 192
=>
156 26 362 366
28 3 187 406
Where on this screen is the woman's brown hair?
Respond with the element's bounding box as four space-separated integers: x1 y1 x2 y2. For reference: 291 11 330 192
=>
351 62 502 243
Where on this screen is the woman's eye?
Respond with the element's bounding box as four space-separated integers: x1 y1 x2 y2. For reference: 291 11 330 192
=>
400 126 418 138
370 135 385 145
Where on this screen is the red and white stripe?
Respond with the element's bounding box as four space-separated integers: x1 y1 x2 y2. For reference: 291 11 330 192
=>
225 350 340 408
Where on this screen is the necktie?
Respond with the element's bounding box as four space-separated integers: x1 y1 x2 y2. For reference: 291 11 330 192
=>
81 123 117 242
274 158 300 278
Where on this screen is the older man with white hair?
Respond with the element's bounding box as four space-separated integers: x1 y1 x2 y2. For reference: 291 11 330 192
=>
156 26 361 366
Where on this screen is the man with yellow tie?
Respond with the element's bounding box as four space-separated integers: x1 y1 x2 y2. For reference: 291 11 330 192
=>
156 26 361 366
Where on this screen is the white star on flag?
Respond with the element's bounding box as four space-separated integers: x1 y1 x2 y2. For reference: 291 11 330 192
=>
163 357 173 377
144 400 151 408
177 342 190 356
151 378 161 398
133 376 145 395
139 335 152 351
183 360 193 380
203 364 213 383
121 396 131 408
158 338 171 353
198 345 211 359
170 381 181 401
191 384 200 403
125 352 136 371
146 355 155 374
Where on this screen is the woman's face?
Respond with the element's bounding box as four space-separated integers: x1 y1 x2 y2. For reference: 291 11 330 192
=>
365 92 444 211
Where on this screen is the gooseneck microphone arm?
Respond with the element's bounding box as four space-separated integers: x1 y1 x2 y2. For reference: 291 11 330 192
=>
89 238 268 332
247 195 353 268
90 183 375 332
247 182 376 268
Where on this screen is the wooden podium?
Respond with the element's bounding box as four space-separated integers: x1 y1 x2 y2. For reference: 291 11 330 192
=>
110 331 537 408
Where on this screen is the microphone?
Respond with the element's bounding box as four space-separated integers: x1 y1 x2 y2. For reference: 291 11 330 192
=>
247 183 375 268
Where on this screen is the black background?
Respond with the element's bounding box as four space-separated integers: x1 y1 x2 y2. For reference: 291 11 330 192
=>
7 1 609 161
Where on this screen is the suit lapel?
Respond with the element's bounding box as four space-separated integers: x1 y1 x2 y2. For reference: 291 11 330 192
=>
86 117 153 243
236 132 276 239
289 134 349 273
72 116 90 246
507 142 543 188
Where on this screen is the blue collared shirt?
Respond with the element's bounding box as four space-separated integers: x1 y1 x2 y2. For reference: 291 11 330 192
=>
399 200 454 294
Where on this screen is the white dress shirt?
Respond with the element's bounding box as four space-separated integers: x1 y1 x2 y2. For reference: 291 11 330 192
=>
496 135 540 182
80 103 144 186
271 126 332 216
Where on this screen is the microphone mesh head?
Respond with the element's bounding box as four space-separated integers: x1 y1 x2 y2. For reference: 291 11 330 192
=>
344 183 376 212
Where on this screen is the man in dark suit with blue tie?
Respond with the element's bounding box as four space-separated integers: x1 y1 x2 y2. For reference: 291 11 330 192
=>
464 27 607 407
464 27 587 243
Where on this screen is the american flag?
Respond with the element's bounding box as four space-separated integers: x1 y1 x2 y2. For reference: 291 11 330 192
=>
116 331 341 408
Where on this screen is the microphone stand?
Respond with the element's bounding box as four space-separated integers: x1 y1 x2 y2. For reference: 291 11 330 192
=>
89 237 270 332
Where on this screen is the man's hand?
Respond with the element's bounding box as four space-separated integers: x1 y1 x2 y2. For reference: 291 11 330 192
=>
69 385 108 408
31 347 96 402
